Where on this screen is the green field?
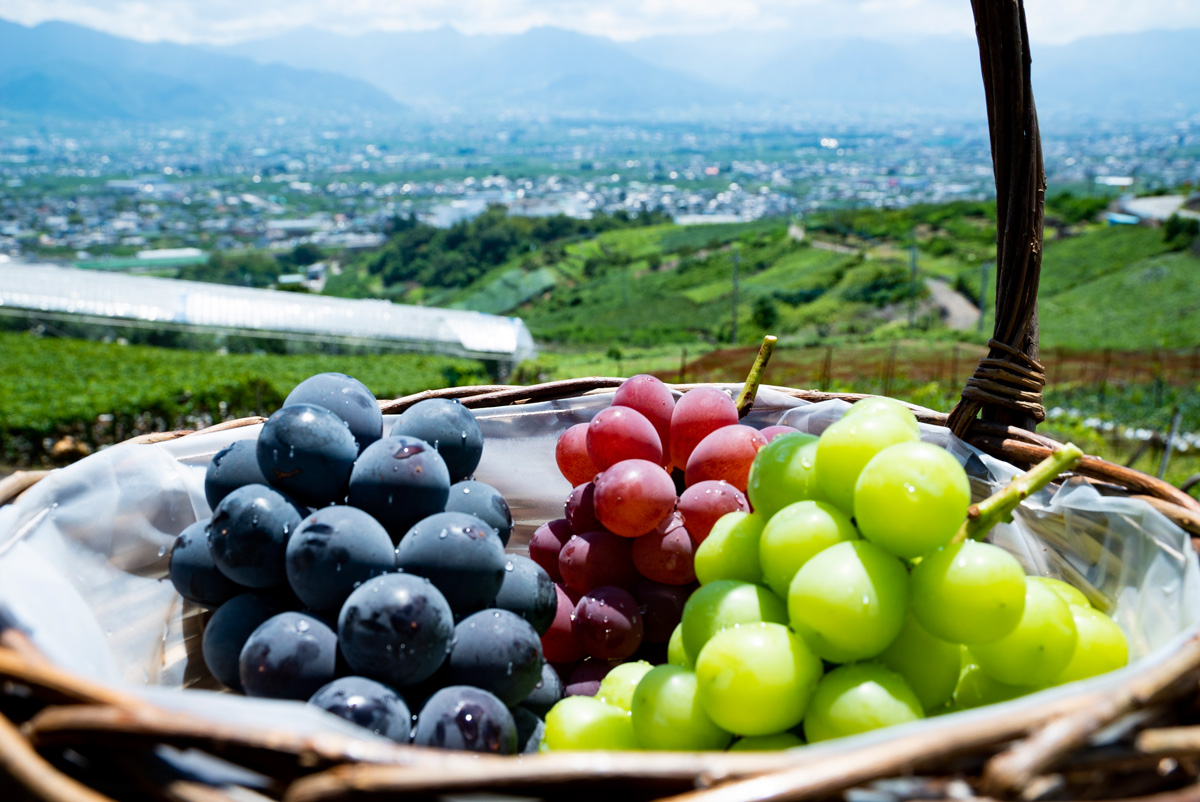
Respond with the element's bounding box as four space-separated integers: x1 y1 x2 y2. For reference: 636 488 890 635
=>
5 201 1199 490
0 333 489 466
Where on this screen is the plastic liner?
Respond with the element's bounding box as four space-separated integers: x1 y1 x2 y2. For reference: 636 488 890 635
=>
1 389 1197 745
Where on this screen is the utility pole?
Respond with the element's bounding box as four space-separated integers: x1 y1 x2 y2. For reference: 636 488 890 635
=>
731 244 740 344
908 239 918 328
978 260 991 336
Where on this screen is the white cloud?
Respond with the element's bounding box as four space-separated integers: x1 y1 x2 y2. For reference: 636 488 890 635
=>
0 0 1197 44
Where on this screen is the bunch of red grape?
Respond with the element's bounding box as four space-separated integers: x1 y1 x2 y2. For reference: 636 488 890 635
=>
530 375 797 691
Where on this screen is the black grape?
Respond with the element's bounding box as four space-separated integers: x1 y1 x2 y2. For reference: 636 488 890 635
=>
309 676 411 743
394 512 506 617
285 506 395 612
284 372 383 455
238 612 337 700
444 609 544 706
389 398 483 483
208 483 303 588
444 480 513 546
168 518 241 607
338 573 454 688
201 591 293 692
347 436 451 541
519 662 564 718
257 404 358 508
492 554 557 636
511 706 545 755
204 440 267 511
412 686 517 754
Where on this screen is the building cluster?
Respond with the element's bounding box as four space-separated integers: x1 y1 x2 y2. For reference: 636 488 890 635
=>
1 114 1196 263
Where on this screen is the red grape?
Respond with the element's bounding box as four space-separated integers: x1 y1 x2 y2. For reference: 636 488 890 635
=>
565 659 616 697
669 387 738 470
684 424 768 492
556 423 598 486
586 406 662 470
760 424 801 442
632 512 697 585
529 518 574 583
677 480 750 543
542 583 586 663
593 459 677 538
633 579 694 643
612 375 675 464
573 586 644 660
565 482 601 534
558 530 638 593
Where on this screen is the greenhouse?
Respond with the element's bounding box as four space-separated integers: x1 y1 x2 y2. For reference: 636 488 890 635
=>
0 261 537 365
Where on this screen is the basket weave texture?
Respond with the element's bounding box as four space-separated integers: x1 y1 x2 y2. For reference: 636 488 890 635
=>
4 2 1200 801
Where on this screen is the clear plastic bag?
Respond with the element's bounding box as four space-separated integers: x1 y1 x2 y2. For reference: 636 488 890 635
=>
1 389 1196 742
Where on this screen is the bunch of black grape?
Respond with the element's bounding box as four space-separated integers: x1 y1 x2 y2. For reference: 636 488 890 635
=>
168 373 559 755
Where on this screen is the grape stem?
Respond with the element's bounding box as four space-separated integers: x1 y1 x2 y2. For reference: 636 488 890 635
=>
952 443 1084 543
735 336 777 418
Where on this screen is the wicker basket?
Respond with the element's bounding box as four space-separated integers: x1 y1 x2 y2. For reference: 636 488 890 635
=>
4 3 1200 801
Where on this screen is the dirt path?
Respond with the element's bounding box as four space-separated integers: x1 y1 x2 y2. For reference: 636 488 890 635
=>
925 278 981 331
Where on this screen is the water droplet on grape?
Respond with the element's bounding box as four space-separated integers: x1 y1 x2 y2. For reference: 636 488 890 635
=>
297 620 310 632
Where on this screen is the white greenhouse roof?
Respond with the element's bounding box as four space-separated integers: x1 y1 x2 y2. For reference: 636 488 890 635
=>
0 262 537 363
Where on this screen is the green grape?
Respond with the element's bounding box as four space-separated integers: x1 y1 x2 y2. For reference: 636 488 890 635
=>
815 406 921 515
597 661 655 713
759 500 859 598
1054 606 1129 684
630 665 732 751
969 578 1078 686
803 663 923 743
910 540 1026 644
842 397 918 421
954 655 1036 709
694 623 823 736
788 540 908 663
853 442 971 559
746 432 824 519
668 623 691 668
728 733 804 751
542 696 638 751
878 615 961 711
694 511 767 585
1029 576 1091 609
681 579 788 665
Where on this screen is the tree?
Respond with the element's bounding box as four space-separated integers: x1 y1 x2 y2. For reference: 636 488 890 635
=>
291 242 324 266
752 296 779 331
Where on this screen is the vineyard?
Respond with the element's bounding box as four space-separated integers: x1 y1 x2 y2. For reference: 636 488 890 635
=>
0 332 490 467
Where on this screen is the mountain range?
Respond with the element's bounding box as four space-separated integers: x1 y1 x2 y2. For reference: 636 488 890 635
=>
1 17 1197 122
0 19 401 120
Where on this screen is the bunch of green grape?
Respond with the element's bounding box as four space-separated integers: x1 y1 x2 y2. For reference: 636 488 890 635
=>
541 398 1128 751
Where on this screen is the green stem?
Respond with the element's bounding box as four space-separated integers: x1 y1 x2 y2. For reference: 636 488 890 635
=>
735 336 777 418
952 443 1084 544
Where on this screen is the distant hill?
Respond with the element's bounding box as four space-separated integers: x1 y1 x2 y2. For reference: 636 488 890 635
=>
225 25 738 114
226 25 1200 118
0 19 402 120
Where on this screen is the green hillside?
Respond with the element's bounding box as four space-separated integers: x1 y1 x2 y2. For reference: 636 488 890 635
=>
1040 250 1200 350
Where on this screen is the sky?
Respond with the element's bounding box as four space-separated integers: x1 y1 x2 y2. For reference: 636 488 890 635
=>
1 0 1199 45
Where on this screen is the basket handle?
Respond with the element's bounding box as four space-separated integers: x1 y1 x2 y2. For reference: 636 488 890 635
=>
948 0 1047 438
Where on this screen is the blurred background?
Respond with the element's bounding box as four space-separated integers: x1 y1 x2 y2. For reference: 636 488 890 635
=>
0 0 1197 492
